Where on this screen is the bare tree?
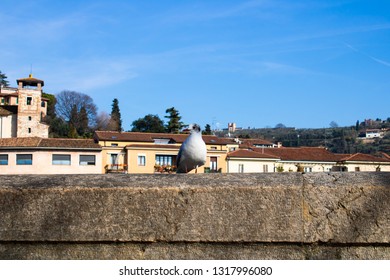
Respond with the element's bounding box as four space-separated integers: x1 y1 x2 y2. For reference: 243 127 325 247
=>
95 111 112 131
56 90 98 128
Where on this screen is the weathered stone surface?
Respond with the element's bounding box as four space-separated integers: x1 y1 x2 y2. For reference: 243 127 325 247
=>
1 242 390 260
0 173 389 260
302 173 390 243
0 174 303 242
0 242 305 260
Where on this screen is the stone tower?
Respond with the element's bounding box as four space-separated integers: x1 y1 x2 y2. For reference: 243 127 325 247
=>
16 74 49 138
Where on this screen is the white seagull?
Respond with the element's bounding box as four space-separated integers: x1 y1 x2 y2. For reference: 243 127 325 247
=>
176 123 207 173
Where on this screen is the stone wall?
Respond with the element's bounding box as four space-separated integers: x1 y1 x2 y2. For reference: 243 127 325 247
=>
0 173 389 259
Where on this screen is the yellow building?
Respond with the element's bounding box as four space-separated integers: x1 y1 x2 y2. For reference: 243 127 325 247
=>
94 131 239 174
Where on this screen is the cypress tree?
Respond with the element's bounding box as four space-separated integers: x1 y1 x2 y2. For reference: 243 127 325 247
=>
165 107 184 134
110 98 123 132
0 71 9 87
203 124 212 135
78 106 89 136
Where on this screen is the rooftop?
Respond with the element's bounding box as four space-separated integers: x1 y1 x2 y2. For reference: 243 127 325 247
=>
17 74 44 87
94 131 237 145
0 137 101 150
228 149 279 159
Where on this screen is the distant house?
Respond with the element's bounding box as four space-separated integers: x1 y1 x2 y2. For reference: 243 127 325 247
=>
227 147 390 173
365 129 382 139
226 149 279 173
0 137 102 174
334 153 390 172
239 138 278 148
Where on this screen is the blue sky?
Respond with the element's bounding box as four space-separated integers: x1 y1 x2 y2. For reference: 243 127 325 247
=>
1 0 390 130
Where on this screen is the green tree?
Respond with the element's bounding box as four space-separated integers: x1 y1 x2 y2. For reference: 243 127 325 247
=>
355 120 360 131
78 106 89 136
131 114 165 133
165 107 183 134
49 117 69 138
42 92 70 138
0 71 9 87
68 124 78 138
110 98 122 132
203 124 212 135
68 105 79 137
42 93 56 121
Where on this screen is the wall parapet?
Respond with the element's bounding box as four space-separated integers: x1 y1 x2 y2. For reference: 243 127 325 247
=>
0 173 389 259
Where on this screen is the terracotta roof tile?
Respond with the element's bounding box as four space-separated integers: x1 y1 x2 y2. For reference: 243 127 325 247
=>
0 106 18 116
382 153 390 160
253 147 338 162
239 139 275 147
0 107 14 116
339 153 390 163
94 131 235 145
126 144 180 150
228 149 279 159
0 137 101 149
17 76 44 87
0 137 42 147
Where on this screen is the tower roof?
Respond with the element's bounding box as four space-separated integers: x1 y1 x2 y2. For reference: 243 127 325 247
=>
17 74 44 87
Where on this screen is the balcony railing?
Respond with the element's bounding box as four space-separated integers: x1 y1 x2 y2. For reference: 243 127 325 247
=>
105 164 128 173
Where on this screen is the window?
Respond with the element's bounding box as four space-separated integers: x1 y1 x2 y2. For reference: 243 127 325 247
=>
41 101 46 107
110 154 118 170
210 157 218 171
153 138 171 145
111 143 118 147
263 164 268 173
17 154 32 165
52 154 71 165
79 155 96 165
138 155 146 166
0 154 8 165
355 167 360 172
28 116 32 121
304 167 313 173
155 155 173 166
27 97 32 105
28 128 31 134
238 164 244 173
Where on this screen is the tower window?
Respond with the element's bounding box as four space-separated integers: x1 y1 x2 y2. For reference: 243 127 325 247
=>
27 97 32 105
28 116 32 121
28 128 31 133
